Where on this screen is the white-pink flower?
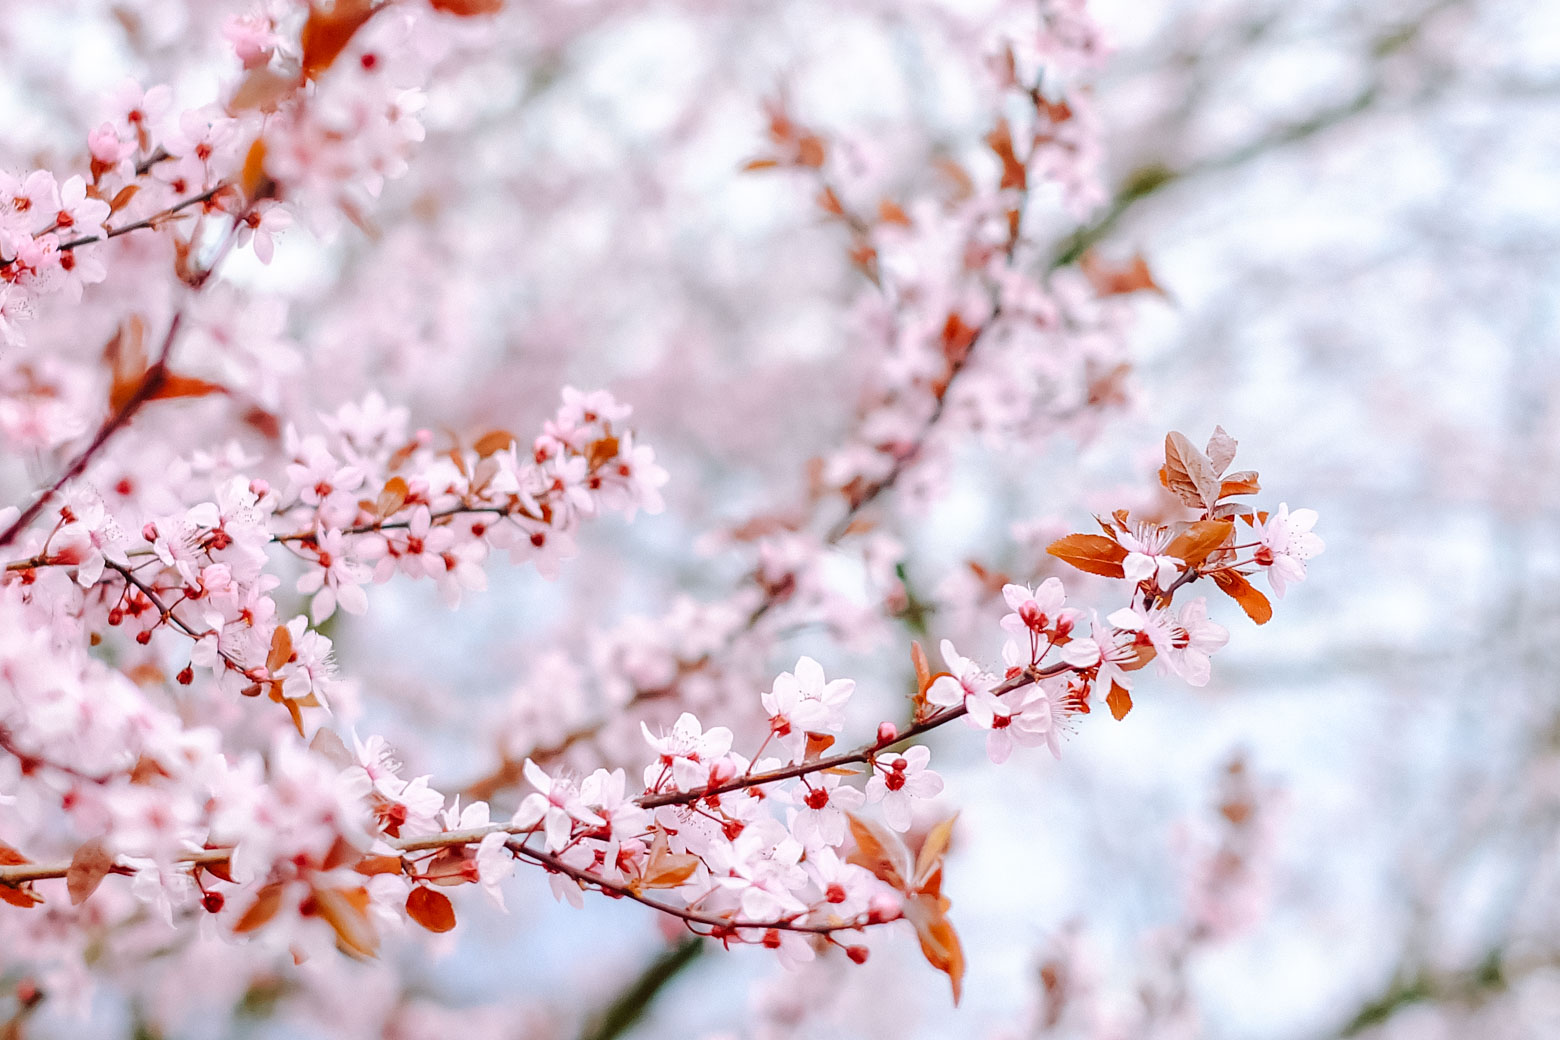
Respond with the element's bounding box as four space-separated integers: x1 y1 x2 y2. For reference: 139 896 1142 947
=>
1255 503 1323 597
865 745 944 831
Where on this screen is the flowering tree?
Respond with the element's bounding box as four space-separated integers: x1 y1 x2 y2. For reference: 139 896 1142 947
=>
0 1 1327 1036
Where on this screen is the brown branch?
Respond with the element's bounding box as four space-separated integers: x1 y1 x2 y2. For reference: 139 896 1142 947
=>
0 313 184 551
507 838 873 937
636 660 1071 810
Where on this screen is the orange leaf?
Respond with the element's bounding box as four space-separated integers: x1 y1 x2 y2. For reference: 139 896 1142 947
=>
586 436 621 470
108 184 140 215
0 883 42 908
906 893 965 1005
429 0 504 13
910 640 932 696
740 157 781 172
315 885 379 957
914 814 957 889
803 732 836 762
66 839 114 906
845 813 911 891
1218 471 1261 498
1164 519 1233 569
1211 570 1273 624
1046 533 1127 578
230 69 296 116
234 883 286 933
1106 682 1133 721
877 200 911 227
375 476 409 518
472 430 516 457
355 855 404 877
795 135 826 169
405 885 456 933
266 625 293 675
300 0 379 81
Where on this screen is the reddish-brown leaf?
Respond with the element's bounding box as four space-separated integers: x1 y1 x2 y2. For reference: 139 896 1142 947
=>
66 839 114 906
905 891 965 1005
1106 682 1133 721
429 0 504 14
1164 519 1233 570
147 372 227 403
1211 570 1273 624
1046 533 1127 578
1218 471 1261 499
0 883 42 908
229 69 296 116
639 831 701 890
1162 432 1220 511
1080 251 1164 297
405 885 456 933
300 0 379 81
985 119 1026 192
108 184 140 215
234 883 286 933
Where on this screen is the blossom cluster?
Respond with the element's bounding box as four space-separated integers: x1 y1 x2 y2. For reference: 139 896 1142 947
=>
0 0 1330 1030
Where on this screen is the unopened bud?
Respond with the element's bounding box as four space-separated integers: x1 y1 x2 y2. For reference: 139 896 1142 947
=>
876 722 898 746
142 522 158 542
845 945 869 964
177 665 194 685
201 890 225 914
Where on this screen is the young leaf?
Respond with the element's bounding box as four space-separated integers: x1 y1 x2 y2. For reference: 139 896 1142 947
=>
1205 426 1237 475
1046 534 1128 578
1162 432 1220 511
314 885 379 958
66 839 114 906
1106 682 1133 721
405 885 457 933
1211 570 1273 624
234 883 286 933
1164 519 1233 569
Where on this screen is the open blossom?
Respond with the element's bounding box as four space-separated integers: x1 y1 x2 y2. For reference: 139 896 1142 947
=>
642 712 735 791
926 639 996 708
786 773 866 849
1109 598 1229 686
1255 503 1323 597
865 745 944 830
1119 521 1184 589
514 760 605 852
761 656 855 758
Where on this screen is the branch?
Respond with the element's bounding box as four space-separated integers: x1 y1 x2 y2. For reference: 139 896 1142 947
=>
577 936 706 1040
0 313 184 551
636 660 1071 810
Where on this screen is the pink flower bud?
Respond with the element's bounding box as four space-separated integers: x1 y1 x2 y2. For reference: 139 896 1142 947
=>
876 722 898 746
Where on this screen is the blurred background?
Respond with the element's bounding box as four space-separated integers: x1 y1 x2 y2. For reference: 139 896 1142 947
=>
4 0 1560 1037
